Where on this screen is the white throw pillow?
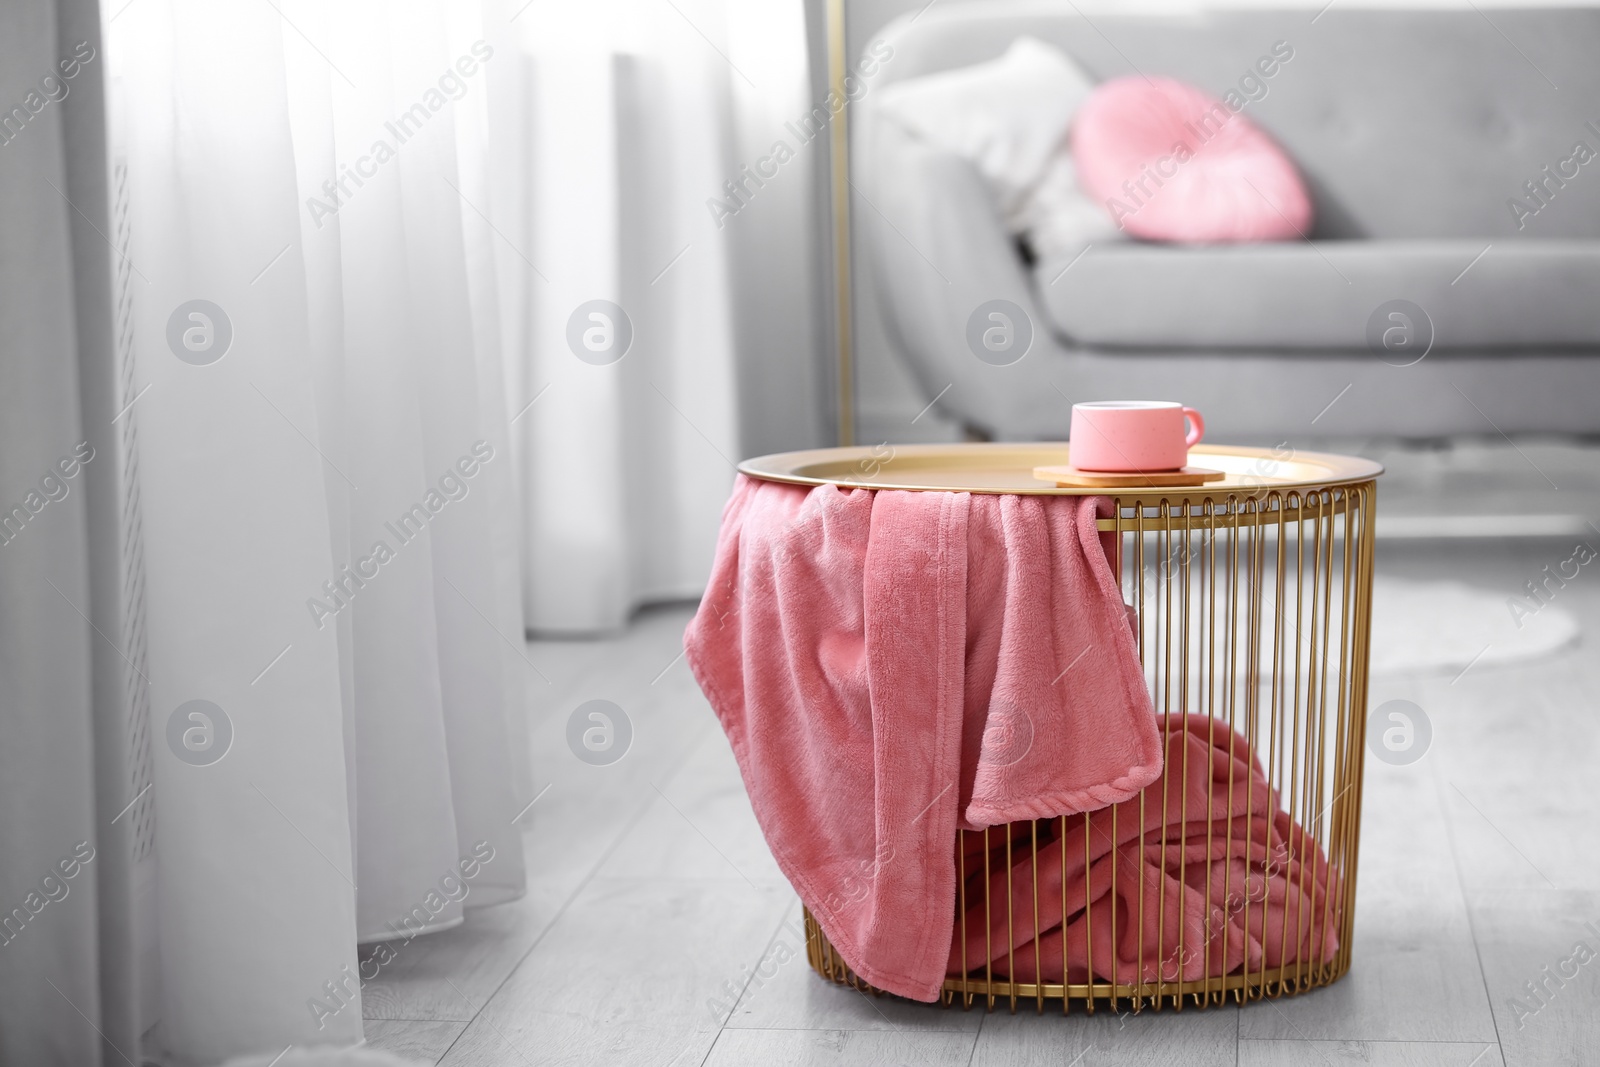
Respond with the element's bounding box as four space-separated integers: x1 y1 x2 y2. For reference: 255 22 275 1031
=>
875 37 1096 230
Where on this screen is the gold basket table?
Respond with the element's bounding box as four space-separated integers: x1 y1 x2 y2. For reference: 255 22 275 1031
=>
738 443 1383 1014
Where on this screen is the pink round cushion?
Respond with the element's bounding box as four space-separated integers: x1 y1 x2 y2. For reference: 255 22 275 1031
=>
1072 76 1312 242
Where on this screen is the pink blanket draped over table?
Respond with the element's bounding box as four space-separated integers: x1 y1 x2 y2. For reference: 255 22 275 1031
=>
685 474 1337 1002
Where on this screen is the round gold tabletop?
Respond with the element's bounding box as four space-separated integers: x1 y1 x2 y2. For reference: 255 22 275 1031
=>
738 443 1383 497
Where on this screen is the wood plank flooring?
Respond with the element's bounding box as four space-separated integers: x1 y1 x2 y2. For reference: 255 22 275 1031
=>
367 538 1600 1065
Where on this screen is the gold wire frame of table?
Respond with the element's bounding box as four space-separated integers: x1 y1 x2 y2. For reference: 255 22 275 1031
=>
741 444 1382 1014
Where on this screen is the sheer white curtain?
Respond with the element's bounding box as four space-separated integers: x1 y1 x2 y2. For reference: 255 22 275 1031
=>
2 0 531 1063
105 0 534 1058
0 0 782 1061
506 1 741 634
0 4 114 1064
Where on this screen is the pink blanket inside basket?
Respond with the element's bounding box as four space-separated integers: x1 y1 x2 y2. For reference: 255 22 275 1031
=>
947 713 1340 985
684 474 1163 1001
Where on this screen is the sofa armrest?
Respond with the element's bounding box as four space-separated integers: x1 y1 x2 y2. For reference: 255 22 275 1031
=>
859 114 1068 435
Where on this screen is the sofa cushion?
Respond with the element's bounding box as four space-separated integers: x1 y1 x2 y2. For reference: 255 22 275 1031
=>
1036 241 1600 349
1073 75 1312 243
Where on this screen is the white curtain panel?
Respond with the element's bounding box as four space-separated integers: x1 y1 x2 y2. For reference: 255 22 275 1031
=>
508 1 740 634
0 6 109 1065
2 0 770 1061
100 0 529 1060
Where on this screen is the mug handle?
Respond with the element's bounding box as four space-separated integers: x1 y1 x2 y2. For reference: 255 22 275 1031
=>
1182 407 1205 449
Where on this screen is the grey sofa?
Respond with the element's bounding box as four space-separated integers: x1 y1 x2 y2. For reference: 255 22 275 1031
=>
858 5 1600 440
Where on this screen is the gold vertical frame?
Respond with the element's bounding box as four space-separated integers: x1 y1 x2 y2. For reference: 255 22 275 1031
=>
825 0 855 446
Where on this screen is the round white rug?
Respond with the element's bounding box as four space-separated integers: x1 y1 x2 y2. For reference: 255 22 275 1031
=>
1368 575 1581 676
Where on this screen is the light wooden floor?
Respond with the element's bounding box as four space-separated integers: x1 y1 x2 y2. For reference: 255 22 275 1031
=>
365 538 1600 1067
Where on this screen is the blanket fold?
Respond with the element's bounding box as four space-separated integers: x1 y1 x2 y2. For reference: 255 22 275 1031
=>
947 713 1340 985
685 475 1163 1000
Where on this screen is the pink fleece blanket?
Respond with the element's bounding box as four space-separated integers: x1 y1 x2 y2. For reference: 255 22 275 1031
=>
685 475 1163 1001
948 713 1339 985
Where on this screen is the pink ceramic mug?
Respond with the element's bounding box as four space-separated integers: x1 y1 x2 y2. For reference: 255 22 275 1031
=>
1069 401 1205 472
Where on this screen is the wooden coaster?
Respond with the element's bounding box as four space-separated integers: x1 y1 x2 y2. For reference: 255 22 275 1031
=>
1032 465 1228 488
